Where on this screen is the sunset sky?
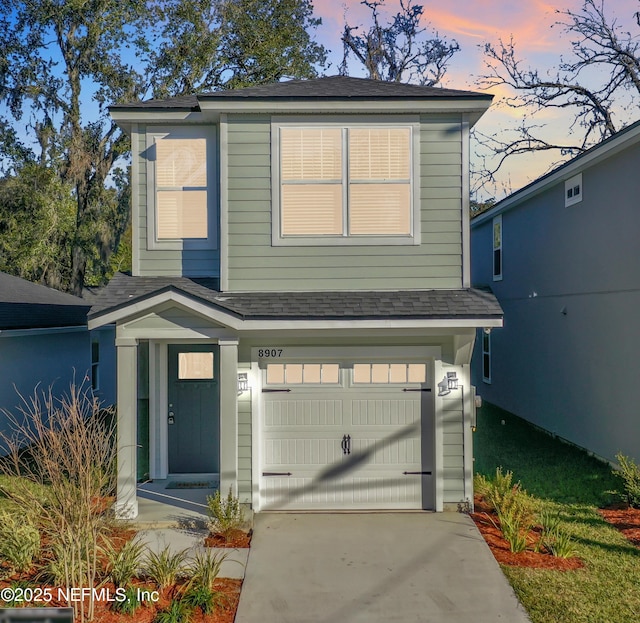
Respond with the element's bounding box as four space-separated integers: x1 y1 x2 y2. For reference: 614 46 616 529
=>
312 0 640 198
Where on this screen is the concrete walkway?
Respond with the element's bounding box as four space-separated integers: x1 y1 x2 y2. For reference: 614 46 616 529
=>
235 513 531 623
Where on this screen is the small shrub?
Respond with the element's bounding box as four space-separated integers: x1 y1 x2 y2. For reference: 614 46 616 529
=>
154 598 193 623
182 584 226 614
0 510 41 572
111 585 142 615
186 550 229 592
105 536 145 588
494 492 535 553
473 473 491 498
143 545 189 589
613 452 640 508
206 488 245 540
539 510 562 536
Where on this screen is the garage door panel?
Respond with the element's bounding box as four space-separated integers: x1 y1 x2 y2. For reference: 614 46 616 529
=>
351 398 421 426
265 399 343 427
264 437 343 467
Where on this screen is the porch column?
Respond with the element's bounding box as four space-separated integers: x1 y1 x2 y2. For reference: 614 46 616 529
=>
115 337 138 519
219 338 239 495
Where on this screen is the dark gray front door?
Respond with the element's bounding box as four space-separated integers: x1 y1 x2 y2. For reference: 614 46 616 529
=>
168 344 219 473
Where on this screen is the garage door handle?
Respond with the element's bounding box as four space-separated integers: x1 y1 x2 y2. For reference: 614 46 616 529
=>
341 434 351 455
262 388 291 393
403 471 432 475
402 388 432 392
262 472 292 476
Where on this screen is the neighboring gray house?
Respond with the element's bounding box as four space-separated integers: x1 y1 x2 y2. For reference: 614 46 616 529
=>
471 119 640 463
89 76 502 518
0 272 116 436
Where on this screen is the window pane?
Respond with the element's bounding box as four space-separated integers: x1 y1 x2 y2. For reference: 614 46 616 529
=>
389 364 407 383
349 128 410 180
281 128 342 181
179 352 214 379
157 191 207 239
349 184 411 235
353 364 370 383
285 364 303 384
281 184 343 235
266 364 285 384
408 364 426 383
371 364 389 383
156 138 207 187
303 364 321 383
321 364 340 384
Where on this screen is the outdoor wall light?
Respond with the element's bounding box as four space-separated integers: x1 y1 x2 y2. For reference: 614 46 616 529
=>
237 373 249 394
483 327 492 335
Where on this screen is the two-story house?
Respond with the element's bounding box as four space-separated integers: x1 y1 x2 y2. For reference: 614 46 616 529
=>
471 119 640 464
88 76 502 518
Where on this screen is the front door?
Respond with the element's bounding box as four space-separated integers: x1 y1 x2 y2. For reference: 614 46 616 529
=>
167 344 219 473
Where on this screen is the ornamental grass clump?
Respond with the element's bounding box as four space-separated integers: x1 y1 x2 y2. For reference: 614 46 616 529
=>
0 510 41 573
612 452 640 508
143 545 189 590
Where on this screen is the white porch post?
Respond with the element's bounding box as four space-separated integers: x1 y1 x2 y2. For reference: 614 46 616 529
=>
218 338 239 495
115 337 139 519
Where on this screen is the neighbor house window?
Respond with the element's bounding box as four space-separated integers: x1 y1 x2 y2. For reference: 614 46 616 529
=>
91 338 100 391
482 331 491 383
493 215 502 281
147 127 217 250
274 120 419 245
564 173 582 207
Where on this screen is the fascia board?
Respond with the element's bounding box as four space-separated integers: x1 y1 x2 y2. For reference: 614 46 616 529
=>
472 121 640 227
89 290 503 331
0 325 87 337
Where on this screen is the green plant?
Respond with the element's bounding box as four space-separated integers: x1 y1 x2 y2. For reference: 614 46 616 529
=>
111 585 142 615
206 487 245 541
0 510 41 572
105 537 145 588
1 580 32 607
186 550 229 592
153 598 193 623
182 584 226 614
539 510 562 536
613 453 640 508
143 546 189 589
542 529 578 559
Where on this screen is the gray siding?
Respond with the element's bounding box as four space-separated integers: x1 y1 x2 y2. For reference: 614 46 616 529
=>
226 115 463 291
471 139 640 463
135 125 220 278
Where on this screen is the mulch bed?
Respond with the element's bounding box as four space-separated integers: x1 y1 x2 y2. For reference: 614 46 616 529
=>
204 529 252 548
598 505 640 548
470 496 583 570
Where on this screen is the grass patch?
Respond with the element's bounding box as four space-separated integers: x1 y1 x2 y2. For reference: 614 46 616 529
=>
474 403 640 623
474 402 618 506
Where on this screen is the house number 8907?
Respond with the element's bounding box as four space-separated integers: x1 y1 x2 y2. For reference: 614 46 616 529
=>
258 349 283 358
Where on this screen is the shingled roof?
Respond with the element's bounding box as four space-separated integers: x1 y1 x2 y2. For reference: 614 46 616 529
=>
110 75 492 111
0 272 90 330
89 273 502 323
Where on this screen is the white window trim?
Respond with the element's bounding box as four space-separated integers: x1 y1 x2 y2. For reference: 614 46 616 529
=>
271 116 421 246
492 214 502 282
146 125 218 251
564 173 582 207
482 330 491 384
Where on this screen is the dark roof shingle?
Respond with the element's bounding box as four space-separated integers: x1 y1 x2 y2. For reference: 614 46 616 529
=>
89 273 503 322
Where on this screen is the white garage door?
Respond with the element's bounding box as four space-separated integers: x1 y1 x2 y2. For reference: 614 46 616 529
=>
260 362 432 510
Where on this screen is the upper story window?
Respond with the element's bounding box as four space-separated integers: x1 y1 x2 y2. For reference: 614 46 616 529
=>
564 173 582 207
146 127 217 250
272 118 420 246
482 330 491 383
492 215 502 281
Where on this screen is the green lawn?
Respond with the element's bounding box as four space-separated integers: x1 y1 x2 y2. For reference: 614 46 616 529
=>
473 403 640 623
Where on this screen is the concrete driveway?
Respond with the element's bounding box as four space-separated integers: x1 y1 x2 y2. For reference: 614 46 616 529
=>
235 512 531 623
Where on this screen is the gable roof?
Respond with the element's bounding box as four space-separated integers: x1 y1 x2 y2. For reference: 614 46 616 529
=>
472 118 640 226
0 272 90 330
88 273 503 330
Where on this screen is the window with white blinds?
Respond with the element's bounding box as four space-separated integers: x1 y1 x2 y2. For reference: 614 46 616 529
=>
155 137 208 240
279 125 413 239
